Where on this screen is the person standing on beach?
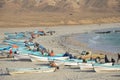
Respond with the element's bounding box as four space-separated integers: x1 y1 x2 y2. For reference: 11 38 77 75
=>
49 50 55 56
8 48 13 58
117 53 120 63
111 58 115 65
104 55 110 63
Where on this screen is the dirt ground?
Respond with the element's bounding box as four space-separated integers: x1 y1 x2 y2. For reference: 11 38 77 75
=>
0 10 120 27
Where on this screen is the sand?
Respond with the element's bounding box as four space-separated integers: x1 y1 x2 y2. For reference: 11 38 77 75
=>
0 23 120 80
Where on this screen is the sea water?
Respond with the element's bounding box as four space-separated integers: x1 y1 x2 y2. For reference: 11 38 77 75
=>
75 28 120 53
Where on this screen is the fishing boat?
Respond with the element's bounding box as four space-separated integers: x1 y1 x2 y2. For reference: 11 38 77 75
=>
78 63 95 71
0 54 7 58
78 61 112 71
0 44 11 51
64 59 83 66
93 64 120 73
13 54 31 61
10 38 29 43
6 66 56 75
53 59 83 66
0 44 11 58
4 32 29 39
78 60 96 71
53 60 65 66
29 54 69 62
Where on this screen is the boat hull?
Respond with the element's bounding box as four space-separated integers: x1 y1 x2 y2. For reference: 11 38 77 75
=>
94 64 120 73
78 62 113 71
14 54 31 61
29 54 69 62
7 67 56 75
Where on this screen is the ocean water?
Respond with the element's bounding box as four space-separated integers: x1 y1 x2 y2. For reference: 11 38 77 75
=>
74 28 120 53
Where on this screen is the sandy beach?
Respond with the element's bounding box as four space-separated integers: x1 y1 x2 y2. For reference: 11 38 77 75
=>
0 23 120 80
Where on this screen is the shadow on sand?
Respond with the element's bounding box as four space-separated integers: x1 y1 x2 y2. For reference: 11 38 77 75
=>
111 75 120 77
0 73 9 76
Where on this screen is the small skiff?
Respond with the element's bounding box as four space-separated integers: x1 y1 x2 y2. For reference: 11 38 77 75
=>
78 61 112 71
7 66 56 75
13 54 31 61
29 54 69 62
93 64 120 73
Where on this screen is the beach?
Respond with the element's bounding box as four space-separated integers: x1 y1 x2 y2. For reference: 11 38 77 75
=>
0 23 120 80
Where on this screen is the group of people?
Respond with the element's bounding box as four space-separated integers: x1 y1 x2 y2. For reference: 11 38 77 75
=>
25 41 55 56
63 51 74 59
104 53 120 65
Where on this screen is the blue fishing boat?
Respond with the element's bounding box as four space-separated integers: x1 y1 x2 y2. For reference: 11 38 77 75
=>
0 44 11 51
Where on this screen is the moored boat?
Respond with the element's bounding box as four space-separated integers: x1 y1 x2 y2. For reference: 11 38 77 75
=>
78 60 112 71
6 66 56 75
29 54 69 62
54 59 83 66
64 59 83 66
93 64 120 73
13 54 31 61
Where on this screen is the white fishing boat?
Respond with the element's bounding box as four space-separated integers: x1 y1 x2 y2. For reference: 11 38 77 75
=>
6 66 56 75
78 62 94 71
29 54 69 62
93 64 120 73
78 60 112 71
53 59 83 66
53 60 65 66
64 59 83 66
13 54 31 61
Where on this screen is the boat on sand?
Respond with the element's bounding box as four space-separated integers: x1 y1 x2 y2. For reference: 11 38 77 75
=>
6 66 56 75
29 54 69 62
93 64 120 73
78 61 112 71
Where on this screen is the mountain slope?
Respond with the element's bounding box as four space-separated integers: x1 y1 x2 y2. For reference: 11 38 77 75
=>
0 0 120 12
0 0 120 27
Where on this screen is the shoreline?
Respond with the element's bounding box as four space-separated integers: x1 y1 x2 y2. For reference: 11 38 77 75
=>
0 23 120 80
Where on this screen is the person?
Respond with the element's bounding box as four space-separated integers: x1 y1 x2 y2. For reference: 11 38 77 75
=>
37 47 40 51
49 61 59 69
14 51 17 54
111 58 115 66
49 50 54 56
26 46 31 51
63 51 74 59
34 42 39 47
69 54 73 59
63 51 70 56
41 49 45 55
31 33 35 39
8 48 13 58
117 53 120 63
33 47 37 52
24 41 29 47
83 59 87 63
104 55 110 63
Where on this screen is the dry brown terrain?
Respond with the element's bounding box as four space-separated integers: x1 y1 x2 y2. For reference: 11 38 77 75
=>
0 0 120 27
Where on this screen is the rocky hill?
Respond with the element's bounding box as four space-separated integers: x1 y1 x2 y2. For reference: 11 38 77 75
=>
0 0 120 27
0 0 120 12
